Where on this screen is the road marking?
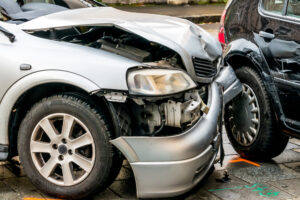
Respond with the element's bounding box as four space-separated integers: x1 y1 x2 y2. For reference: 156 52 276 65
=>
229 157 261 167
208 183 279 197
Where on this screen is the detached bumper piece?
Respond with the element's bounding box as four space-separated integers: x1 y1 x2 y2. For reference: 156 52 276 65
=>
110 65 240 198
111 82 222 198
215 65 243 104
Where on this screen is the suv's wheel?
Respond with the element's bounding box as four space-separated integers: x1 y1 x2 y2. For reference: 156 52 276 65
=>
224 66 289 160
18 95 122 199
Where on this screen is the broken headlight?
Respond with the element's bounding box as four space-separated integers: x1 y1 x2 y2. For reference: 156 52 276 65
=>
127 68 197 96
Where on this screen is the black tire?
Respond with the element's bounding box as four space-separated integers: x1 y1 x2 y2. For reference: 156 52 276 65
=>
18 95 122 199
224 66 289 160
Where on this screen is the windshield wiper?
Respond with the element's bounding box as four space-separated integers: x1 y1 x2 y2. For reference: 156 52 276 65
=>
0 26 15 43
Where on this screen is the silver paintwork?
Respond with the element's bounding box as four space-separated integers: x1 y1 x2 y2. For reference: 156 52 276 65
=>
131 137 219 198
0 70 99 145
0 8 225 145
109 66 240 198
31 113 95 186
0 7 240 198
0 21 138 145
111 79 223 198
19 7 222 83
215 65 243 104
111 82 221 162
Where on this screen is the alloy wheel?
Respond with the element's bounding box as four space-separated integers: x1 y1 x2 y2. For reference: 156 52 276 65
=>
30 113 95 186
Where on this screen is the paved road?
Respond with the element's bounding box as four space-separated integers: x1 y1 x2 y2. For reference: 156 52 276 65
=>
1 133 299 200
0 23 299 200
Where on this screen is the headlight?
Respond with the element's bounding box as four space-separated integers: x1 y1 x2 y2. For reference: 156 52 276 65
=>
127 68 197 96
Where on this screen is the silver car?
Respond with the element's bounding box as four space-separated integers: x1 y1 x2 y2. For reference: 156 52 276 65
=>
0 2 242 199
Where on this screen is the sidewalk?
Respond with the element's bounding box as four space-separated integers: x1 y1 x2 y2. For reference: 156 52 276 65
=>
115 4 225 23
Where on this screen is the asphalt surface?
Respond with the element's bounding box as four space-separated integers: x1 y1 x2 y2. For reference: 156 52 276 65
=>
0 23 299 200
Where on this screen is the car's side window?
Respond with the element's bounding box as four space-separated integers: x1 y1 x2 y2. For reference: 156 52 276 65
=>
287 0 300 18
262 0 285 14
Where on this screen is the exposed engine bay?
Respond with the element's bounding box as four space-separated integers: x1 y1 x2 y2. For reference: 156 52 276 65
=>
102 87 209 136
27 26 212 136
28 26 211 136
129 88 209 136
30 26 184 69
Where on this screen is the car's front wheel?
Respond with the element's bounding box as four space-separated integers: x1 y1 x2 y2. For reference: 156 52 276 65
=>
18 95 122 199
224 66 289 160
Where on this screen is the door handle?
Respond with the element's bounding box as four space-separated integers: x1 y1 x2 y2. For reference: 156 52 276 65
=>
259 31 275 40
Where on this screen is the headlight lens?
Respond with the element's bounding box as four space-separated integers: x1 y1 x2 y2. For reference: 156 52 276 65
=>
127 68 197 95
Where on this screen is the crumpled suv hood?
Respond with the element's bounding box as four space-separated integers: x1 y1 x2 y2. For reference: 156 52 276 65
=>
19 7 222 82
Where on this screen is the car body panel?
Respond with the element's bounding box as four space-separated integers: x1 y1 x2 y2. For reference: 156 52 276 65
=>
111 82 222 163
257 0 300 130
0 21 140 98
19 7 222 83
0 21 139 145
111 80 223 198
0 5 243 198
0 70 99 146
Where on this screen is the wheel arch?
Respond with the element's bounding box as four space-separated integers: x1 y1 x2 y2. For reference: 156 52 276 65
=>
0 71 115 158
224 40 265 73
223 40 288 138
225 53 261 73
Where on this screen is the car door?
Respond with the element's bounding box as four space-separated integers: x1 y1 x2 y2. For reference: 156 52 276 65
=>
255 0 300 131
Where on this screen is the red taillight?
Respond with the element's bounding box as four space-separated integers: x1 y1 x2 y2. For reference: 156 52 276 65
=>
218 9 227 46
218 27 225 44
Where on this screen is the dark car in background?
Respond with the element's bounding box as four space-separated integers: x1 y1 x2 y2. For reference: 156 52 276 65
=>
0 0 104 23
20 0 104 8
219 0 300 160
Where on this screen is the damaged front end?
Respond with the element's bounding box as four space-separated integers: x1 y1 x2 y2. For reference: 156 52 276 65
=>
18 8 242 198
108 78 223 199
101 65 240 199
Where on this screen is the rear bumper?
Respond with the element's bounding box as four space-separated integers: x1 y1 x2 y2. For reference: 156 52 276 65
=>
110 65 240 198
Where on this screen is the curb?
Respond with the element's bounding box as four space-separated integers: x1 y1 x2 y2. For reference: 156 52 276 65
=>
180 14 221 24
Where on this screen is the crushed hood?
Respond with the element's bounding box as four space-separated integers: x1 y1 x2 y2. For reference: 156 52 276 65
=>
19 7 222 82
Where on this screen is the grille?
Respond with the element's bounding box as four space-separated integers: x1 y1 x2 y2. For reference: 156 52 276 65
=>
193 57 218 78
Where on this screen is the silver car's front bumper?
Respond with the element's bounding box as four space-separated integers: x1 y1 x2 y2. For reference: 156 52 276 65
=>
110 65 241 199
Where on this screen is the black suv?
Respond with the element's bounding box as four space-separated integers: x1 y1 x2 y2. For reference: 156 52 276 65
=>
219 0 300 160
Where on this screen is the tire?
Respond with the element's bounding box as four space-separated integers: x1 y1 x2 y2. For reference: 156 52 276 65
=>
224 66 289 160
18 95 122 199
